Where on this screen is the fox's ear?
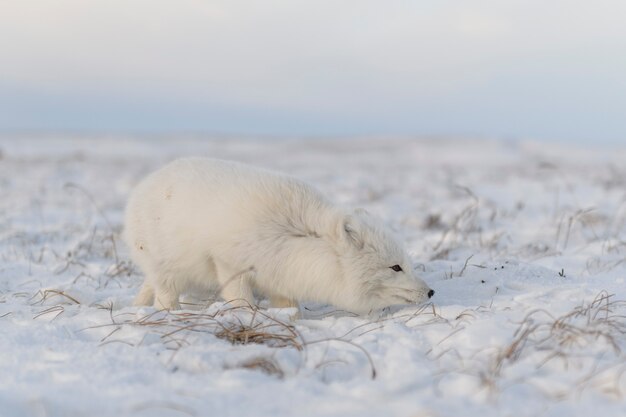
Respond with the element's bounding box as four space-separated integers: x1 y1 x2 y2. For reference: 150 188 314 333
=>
339 214 365 250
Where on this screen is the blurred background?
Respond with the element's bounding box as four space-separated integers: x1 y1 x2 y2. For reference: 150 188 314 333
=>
1 0 625 145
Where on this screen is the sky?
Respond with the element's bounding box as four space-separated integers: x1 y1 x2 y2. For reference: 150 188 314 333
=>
1 1 625 144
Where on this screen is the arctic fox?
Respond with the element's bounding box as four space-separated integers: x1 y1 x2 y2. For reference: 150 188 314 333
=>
124 158 434 314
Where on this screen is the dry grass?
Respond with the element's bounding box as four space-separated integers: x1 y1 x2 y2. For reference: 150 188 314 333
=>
30 288 81 305
77 301 446 380
234 357 285 378
425 291 626 401
476 291 626 397
491 291 625 374
28 288 82 320
170 307 302 350
428 185 505 262
83 304 303 353
33 305 66 320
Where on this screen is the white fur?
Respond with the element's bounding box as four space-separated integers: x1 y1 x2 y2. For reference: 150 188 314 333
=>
124 158 433 313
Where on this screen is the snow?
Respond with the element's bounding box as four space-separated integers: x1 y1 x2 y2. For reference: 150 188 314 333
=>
0 136 625 417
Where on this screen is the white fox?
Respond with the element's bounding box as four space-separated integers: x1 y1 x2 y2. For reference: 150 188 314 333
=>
124 158 433 314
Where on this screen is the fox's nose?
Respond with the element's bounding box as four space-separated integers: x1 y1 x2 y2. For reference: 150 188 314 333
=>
427 289 435 298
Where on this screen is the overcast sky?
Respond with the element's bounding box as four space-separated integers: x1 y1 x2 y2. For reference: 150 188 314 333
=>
1 1 625 143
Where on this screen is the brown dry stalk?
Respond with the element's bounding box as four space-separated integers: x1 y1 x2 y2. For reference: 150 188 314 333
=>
33 305 65 320
31 289 81 305
236 357 285 378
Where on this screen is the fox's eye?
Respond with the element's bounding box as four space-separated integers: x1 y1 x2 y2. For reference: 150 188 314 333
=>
390 265 403 272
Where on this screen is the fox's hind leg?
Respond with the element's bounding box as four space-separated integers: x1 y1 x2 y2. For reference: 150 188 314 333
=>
216 261 255 308
270 295 298 309
270 294 301 320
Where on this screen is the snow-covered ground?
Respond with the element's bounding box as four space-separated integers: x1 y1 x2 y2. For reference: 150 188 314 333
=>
1 136 625 417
